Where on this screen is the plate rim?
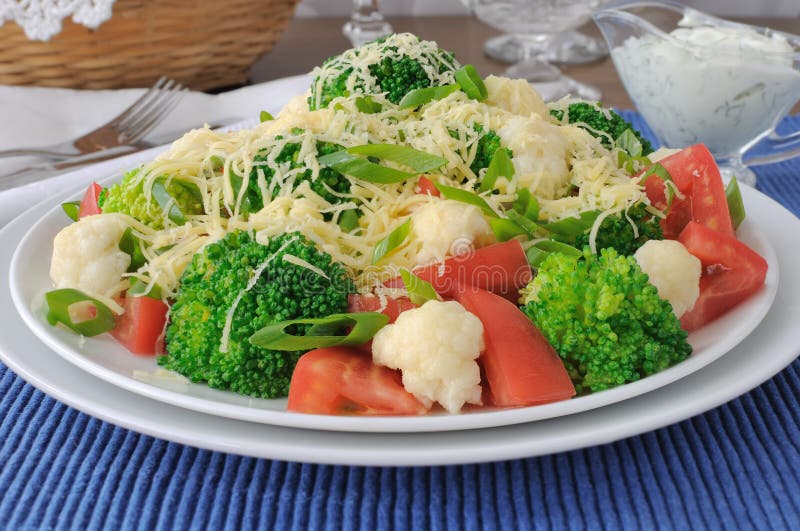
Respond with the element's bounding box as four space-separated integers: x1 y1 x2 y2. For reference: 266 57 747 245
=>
6 171 780 433
0 182 798 465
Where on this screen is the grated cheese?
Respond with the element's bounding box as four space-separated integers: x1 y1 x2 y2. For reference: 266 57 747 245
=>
91 72 649 302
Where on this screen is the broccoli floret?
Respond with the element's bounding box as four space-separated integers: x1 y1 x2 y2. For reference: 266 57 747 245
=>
309 33 459 110
521 248 691 394
471 126 503 176
247 139 350 211
575 203 663 256
159 231 355 398
551 102 654 156
100 169 203 230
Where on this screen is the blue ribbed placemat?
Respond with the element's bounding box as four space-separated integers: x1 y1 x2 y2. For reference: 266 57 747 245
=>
1 113 799 530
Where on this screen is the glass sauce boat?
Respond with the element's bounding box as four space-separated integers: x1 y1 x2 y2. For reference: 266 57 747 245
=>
593 0 800 186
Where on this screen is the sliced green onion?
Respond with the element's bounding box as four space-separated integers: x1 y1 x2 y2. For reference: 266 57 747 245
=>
250 312 389 350
506 210 540 237
398 84 460 109
346 144 448 172
45 288 116 337
513 188 539 221
372 219 411 264
400 269 439 306
61 201 81 222
489 218 526 242
318 151 416 184
355 96 383 114
128 278 163 300
726 176 745 230
119 228 146 272
480 147 514 192
152 178 201 225
338 209 360 233
525 240 582 268
638 163 672 186
639 163 676 208
259 110 274 123
616 129 643 157
454 64 487 101
434 183 497 217
541 210 600 237
229 172 254 215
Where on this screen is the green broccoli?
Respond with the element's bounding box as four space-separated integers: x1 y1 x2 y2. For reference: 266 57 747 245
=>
447 124 506 179
100 169 203 230
471 126 503 176
521 248 691 394
159 230 355 398
574 203 663 256
247 139 351 212
551 102 654 156
309 33 459 110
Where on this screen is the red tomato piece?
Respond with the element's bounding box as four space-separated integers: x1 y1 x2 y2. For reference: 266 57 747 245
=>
456 288 575 408
642 145 734 239
287 347 428 416
390 240 532 302
110 295 169 355
79 182 103 218
347 293 416 323
678 221 768 331
415 176 441 197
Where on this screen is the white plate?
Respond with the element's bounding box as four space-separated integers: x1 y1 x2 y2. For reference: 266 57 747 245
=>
0 188 798 465
7 166 779 432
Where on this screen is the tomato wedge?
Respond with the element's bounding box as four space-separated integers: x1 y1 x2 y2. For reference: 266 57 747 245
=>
287 347 428 415
456 288 575 407
79 182 103 218
678 221 768 331
347 294 416 323
415 176 441 197
642 145 734 239
110 295 169 355
387 240 531 302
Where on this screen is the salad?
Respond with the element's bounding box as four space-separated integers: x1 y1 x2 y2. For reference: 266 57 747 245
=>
45 33 768 416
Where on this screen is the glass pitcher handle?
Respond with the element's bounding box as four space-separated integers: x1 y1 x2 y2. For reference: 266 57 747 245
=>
745 129 800 166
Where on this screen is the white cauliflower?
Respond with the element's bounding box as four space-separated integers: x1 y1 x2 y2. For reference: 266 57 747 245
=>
371 300 485 413
50 214 132 299
648 147 682 163
493 114 571 199
634 239 702 318
483 75 549 119
409 199 495 266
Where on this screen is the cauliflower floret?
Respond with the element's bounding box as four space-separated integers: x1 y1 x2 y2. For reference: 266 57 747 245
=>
648 147 682 163
634 239 702 318
50 214 132 299
484 75 549 119
492 114 571 199
372 300 485 413
408 199 495 266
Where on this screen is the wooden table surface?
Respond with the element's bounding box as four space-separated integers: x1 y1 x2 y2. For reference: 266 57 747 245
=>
250 15 800 112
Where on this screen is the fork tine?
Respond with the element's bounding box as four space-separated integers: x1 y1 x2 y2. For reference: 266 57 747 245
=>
119 83 183 136
119 85 187 143
113 77 175 130
107 77 169 128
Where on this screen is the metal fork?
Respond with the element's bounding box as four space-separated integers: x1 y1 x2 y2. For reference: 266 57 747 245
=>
0 77 187 160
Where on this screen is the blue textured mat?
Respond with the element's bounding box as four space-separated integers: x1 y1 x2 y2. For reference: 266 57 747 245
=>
1 113 798 530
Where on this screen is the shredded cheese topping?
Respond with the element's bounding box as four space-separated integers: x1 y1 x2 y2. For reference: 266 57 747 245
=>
90 74 648 301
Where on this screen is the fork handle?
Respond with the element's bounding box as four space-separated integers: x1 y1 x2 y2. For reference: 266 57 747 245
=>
0 148 79 160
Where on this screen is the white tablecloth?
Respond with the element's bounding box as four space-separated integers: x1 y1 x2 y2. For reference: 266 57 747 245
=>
0 74 311 227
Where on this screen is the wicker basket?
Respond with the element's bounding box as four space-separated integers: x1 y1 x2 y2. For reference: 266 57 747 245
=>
0 0 300 90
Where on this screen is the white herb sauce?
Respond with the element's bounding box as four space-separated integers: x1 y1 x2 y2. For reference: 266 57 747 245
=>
611 15 800 157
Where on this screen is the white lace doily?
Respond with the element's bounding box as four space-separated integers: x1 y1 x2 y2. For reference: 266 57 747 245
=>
0 0 115 41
